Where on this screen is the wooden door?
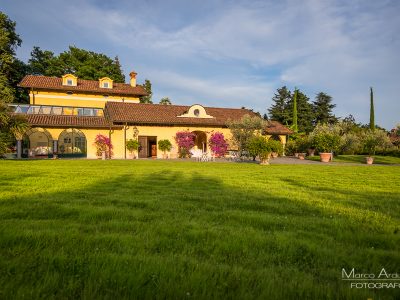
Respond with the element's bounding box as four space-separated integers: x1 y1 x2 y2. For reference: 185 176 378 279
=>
151 144 157 157
138 136 148 158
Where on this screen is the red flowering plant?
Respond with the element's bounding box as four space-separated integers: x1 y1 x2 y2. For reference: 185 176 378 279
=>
209 132 228 157
175 131 195 158
94 134 113 158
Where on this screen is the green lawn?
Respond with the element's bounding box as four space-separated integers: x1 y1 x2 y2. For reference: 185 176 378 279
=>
1 160 399 299
307 154 400 164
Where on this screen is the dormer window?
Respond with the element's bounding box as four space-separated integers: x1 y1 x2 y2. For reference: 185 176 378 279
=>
99 77 113 89
194 109 200 117
62 74 78 86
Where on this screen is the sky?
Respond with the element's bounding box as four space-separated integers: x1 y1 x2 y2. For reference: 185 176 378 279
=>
2 0 399 129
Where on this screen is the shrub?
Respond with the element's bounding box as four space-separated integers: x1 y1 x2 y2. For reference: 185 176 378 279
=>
94 134 113 158
175 131 195 158
158 139 172 153
126 139 139 154
309 124 341 153
285 140 297 156
209 132 228 157
248 136 274 162
340 133 362 155
361 129 392 156
268 139 284 156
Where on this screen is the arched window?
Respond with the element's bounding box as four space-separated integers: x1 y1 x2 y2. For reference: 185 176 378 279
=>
58 129 87 157
22 128 53 158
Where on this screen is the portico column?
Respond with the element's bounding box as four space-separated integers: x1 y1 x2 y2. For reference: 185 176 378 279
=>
53 140 58 155
17 140 22 159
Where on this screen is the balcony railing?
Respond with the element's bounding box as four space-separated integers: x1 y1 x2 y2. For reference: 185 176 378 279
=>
9 104 104 117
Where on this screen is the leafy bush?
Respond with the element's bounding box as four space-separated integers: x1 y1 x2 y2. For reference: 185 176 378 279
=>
175 131 195 158
340 133 362 155
126 139 139 153
309 123 341 153
361 129 392 156
268 139 284 155
285 140 297 156
158 139 172 153
209 132 228 157
248 136 274 162
94 134 113 158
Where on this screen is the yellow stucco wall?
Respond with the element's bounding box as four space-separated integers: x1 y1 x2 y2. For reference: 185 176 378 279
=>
25 125 287 159
30 91 140 108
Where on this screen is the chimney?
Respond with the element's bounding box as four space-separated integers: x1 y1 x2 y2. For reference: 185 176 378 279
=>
129 71 137 87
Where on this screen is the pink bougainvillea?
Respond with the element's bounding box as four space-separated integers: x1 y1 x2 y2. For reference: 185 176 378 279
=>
175 131 195 158
209 132 228 157
94 134 113 158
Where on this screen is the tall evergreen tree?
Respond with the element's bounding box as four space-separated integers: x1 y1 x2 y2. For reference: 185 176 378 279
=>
312 92 337 125
268 86 291 124
285 89 314 133
292 88 298 132
140 79 153 103
370 87 375 130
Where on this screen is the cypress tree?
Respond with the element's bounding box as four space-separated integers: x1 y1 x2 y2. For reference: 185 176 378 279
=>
292 88 298 132
370 87 375 131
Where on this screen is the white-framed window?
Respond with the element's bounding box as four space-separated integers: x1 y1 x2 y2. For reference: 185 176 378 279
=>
67 79 73 86
103 82 109 88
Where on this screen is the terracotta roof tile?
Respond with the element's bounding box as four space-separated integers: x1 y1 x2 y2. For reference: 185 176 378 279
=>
105 102 292 134
105 102 256 127
265 121 293 135
19 75 147 97
25 114 115 128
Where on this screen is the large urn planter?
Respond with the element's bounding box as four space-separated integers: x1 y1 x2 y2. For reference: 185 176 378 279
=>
260 153 271 165
298 153 306 160
271 152 278 159
307 148 315 157
366 156 374 165
319 152 331 163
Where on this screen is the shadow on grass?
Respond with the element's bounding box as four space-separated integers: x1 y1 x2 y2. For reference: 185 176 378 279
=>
1 170 399 299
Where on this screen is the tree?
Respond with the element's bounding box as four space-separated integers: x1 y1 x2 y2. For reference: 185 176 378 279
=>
292 88 298 132
312 92 337 125
370 87 375 131
268 86 291 124
159 97 171 105
27 46 125 82
285 89 314 133
140 79 153 103
0 12 23 103
227 115 264 157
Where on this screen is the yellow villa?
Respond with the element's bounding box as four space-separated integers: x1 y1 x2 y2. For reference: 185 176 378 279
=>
11 71 292 159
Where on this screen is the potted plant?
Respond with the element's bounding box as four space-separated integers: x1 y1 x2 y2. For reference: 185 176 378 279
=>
269 139 283 158
158 139 172 159
248 136 273 165
311 132 341 162
362 129 392 164
126 139 139 159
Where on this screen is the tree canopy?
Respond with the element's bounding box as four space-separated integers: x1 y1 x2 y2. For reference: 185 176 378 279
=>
159 97 171 105
27 46 125 82
312 92 337 125
0 11 23 103
140 79 153 103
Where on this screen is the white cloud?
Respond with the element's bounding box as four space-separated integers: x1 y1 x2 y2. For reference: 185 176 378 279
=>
5 0 400 128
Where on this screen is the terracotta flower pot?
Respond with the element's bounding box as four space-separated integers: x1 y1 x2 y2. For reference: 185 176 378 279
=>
298 153 306 160
366 156 374 165
271 152 278 158
307 149 315 157
319 152 331 163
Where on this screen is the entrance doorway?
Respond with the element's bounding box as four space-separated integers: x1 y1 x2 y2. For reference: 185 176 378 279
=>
192 131 207 152
138 136 157 158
